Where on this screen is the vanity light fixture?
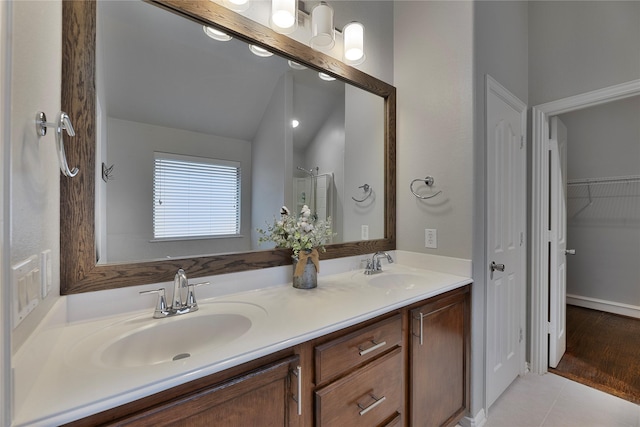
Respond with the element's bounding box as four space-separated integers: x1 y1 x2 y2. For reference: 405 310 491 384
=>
292 119 300 128
288 60 307 70
249 44 274 57
310 2 335 51
343 22 365 65
223 0 250 12
271 0 297 34
203 26 232 42
318 72 336 82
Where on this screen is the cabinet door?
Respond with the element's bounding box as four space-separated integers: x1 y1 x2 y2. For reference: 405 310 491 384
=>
410 288 470 427
113 355 302 427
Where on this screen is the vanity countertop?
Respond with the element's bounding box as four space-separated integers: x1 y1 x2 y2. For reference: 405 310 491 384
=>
12 254 472 426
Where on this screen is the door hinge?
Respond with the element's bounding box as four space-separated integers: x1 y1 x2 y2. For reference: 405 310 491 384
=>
519 328 523 343
520 135 525 149
546 321 552 335
520 232 524 247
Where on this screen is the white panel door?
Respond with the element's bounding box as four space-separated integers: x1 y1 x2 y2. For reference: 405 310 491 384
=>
486 77 526 409
549 117 568 368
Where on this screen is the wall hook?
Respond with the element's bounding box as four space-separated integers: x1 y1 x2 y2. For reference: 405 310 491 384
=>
410 176 442 200
352 183 373 202
102 163 115 182
36 111 79 177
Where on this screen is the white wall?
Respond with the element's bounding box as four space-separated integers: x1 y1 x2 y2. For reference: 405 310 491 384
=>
394 1 474 260
303 102 345 241
9 0 61 353
529 1 640 106
343 85 385 242
104 118 253 262
252 73 292 248
561 96 640 308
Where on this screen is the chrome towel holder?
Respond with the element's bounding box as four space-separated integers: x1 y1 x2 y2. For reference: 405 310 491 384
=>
36 111 79 177
410 176 442 200
352 183 373 202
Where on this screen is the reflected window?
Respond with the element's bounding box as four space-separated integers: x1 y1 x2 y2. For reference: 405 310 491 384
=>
153 152 241 239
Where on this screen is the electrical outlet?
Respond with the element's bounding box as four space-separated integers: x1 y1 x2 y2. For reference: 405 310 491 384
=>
425 228 437 249
361 225 369 240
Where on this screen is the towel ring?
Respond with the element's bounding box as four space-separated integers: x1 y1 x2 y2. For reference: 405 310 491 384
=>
410 176 442 200
352 184 373 203
36 111 79 177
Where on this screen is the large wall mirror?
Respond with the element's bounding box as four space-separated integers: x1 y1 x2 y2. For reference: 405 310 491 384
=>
61 0 396 294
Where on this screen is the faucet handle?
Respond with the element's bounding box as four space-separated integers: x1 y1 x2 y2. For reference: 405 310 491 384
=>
186 281 210 310
140 288 169 318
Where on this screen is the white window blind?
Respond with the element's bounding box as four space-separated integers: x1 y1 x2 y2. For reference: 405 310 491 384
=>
153 153 241 239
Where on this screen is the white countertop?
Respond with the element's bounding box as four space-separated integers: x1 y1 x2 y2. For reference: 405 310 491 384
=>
12 253 472 426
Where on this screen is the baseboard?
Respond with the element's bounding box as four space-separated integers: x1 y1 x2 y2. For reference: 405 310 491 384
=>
459 409 486 427
567 294 640 319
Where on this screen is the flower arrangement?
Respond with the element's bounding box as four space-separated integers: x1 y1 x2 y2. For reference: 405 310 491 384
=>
257 205 334 257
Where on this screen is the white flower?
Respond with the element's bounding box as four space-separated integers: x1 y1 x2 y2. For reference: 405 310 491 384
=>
257 205 334 257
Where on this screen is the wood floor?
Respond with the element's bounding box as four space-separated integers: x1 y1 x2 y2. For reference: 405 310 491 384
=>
550 305 640 405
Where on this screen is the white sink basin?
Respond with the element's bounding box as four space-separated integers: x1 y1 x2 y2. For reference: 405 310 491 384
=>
66 302 266 369
367 273 425 290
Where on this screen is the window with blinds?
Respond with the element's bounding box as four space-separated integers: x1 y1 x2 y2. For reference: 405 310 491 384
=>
153 152 241 240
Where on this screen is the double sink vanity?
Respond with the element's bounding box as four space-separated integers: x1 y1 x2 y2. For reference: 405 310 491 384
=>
13 253 471 426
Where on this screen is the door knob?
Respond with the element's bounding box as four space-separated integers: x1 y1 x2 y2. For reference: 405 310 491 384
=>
490 261 505 272
565 249 576 255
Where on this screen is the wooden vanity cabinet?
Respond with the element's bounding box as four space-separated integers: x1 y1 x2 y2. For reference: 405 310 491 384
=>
409 286 471 427
65 285 470 427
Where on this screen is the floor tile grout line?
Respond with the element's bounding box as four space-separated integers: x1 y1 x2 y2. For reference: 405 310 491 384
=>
539 375 569 426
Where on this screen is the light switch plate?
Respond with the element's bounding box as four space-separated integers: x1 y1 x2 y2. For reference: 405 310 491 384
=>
40 249 52 298
12 255 40 328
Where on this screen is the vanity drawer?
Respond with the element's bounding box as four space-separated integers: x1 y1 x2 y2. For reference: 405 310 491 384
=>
315 313 401 384
315 347 403 427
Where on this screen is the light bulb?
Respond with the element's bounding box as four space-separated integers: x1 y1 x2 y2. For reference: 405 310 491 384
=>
343 22 365 64
310 2 335 51
271 0 297 34
203 26 232 42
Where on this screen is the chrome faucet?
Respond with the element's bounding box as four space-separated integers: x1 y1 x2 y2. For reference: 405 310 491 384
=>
140 269 209 318
173 268 188 310
364 251 394 275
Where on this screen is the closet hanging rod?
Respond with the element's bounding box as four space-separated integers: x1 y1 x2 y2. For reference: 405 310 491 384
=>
567 175 640 186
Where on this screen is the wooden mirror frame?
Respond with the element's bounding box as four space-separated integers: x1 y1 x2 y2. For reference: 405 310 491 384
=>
61 0 396 294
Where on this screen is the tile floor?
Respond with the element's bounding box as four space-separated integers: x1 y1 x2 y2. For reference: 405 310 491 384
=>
484 373 640 427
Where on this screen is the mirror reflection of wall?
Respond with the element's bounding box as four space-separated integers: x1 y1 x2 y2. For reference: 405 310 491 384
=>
95 0 384 264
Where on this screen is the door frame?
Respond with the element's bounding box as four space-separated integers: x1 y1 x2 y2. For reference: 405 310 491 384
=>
529 79 640 374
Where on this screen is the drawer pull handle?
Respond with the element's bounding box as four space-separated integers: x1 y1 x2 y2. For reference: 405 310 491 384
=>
358 340 387 356
291 366 302 415
358 394 387 416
